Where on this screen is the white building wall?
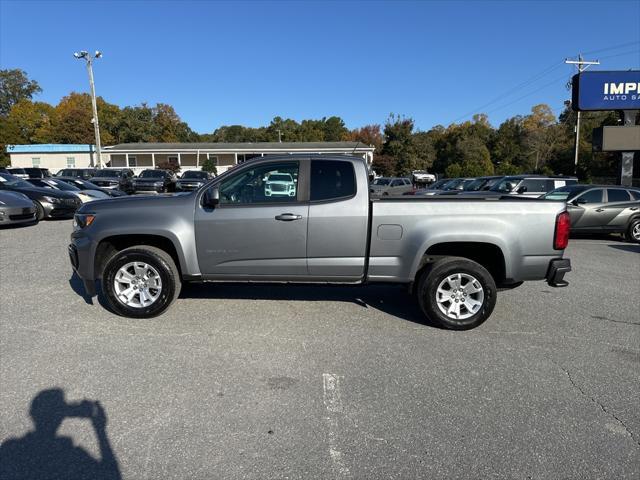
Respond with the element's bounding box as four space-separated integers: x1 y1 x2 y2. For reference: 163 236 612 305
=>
9 152 109 173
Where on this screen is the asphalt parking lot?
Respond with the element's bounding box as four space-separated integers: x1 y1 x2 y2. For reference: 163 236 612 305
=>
0 220 638 479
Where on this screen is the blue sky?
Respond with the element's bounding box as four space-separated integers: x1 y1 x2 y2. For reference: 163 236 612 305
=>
1 0 639 133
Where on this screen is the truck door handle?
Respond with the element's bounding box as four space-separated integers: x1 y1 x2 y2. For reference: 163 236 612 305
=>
275 213 302 221
595 208 605 212
630 207 639 211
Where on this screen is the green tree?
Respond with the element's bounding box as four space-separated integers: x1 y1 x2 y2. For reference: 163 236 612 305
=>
0 69 42 116
445 162 463 178
200 156 218 175
454 136 494 176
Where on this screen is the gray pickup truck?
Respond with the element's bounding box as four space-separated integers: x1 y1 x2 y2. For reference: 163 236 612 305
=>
69 155 571 330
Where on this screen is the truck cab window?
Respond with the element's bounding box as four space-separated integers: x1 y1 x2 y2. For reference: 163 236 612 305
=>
219 162 299 204
310 160 356 201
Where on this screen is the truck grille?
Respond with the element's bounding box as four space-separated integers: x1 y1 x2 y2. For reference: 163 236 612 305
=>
270 184 286 192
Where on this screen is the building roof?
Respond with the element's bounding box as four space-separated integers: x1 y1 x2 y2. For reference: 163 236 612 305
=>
7 144 95 153
104 141 374 152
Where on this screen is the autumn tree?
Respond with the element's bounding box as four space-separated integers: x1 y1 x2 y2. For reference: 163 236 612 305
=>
0 69 42 116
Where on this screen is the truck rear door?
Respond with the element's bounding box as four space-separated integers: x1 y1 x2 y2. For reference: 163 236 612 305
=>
306 159 369 278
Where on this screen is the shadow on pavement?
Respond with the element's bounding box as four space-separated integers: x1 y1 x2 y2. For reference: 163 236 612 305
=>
180 282 438 327
69 272 94 305
608 244 640 253
0 388 121 480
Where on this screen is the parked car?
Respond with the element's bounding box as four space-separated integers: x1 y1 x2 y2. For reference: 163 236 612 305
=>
474 175 578 198
265 172 297 197
175 170 214 191
403 178 451 195
413 177 476 196
22 167 53 178
26 178 110 203
437 176 505 195
56 177 127 197
543 185 640 243
412 170 437 185
133 169 178 193
369 177 413 196
70 155 571 330
0 173 81 220
6 168 29 179
0 190 37 226
90 169 135 194
55 168 97 180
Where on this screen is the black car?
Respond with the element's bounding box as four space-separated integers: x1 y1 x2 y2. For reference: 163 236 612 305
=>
90 169 135 194
133 169 178 193
0 173 81 220
437 176 505 195
175 170 213 191
55 168 97 180
56 177 127 197
23 167 53 178
6 168 29 179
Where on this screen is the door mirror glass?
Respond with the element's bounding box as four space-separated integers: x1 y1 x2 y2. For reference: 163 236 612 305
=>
203 186 220 208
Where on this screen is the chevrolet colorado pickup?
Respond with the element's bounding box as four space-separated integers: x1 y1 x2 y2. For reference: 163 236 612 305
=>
69 155 571 330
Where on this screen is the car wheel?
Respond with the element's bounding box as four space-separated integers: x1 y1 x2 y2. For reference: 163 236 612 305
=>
34 201 45 221
626 219 640 244
102 245 181 318
416 257 497 330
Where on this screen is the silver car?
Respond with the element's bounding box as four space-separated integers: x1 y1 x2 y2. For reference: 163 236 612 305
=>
543 185 640 243
0 190 37 226
369 177 413 196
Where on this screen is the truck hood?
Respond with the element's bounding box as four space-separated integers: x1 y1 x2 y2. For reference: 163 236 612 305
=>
77 191 189 213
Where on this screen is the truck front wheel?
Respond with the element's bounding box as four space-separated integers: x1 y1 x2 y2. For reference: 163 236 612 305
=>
102 245 181 318
417 257 496 330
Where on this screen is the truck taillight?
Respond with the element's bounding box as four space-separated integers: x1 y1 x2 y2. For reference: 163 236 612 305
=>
554 211 570 250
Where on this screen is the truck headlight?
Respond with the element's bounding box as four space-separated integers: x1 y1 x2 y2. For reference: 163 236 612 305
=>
154 181 163 186
73 213 95 229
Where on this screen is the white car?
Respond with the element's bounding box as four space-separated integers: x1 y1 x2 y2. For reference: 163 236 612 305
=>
264 172 296 197
412 170 436 184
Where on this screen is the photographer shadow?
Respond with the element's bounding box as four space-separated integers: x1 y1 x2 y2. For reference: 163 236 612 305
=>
0 388 121 480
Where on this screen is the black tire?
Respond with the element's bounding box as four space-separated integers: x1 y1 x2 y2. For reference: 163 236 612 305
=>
625 219 640 244
34 201 45 221
416 257 497 330
102 245 181 318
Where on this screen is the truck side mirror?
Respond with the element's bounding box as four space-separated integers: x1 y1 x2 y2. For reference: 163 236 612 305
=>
203 186 220 208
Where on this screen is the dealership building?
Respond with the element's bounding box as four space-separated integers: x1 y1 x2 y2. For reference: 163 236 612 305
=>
7 142 375 175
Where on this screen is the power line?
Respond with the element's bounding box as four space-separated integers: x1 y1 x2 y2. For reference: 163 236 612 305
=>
598 48 640 61
449 62 564 123
582 40 640 56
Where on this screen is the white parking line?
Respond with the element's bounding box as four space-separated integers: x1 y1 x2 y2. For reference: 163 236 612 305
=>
323 373 350 477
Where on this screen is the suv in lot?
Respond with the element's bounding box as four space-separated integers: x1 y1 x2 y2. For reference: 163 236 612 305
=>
370 177 413 196
133 169 177 193
265 172 297 197
55 168 97 180
481 175 578 198
90 169 135 194
544 185 640 243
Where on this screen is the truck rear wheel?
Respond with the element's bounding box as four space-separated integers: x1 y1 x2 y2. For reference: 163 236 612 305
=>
102 245 181 318
417 257 496 330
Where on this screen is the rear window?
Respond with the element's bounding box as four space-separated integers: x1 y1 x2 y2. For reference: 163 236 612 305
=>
521 179 554 193
607 189 631 202
310 160 356 201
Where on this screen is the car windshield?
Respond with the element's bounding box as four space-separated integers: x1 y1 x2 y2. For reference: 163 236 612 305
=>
182 171 208 179
139 170 165 178
96 170 121 177
442 179 466 190
373 178 391 186
268 174 292 182
34 179 80 191
542 185 587 201
428 179 448 189
0 174 32 188
491 178 522 192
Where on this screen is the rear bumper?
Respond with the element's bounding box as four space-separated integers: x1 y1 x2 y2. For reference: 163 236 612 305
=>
546 258 571 287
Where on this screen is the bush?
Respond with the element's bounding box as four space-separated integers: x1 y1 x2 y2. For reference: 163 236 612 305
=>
200 157 218 176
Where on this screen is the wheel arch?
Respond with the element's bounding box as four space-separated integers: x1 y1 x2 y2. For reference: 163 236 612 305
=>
95 234 183 280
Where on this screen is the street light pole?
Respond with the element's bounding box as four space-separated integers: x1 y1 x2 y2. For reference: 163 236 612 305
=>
74 50 103 168
565 54 600 175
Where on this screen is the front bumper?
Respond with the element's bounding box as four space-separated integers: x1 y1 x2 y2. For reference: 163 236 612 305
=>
0 205 37 225
134 184 164 192
69 234 97 296
547 258 571 287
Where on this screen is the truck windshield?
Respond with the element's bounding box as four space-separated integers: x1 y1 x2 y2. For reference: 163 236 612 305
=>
139 170 165 178
182 171 208 179
96 170 121 177
268 174 292 182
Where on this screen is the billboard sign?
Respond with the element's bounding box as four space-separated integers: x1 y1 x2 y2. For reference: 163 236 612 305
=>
572 70 640 111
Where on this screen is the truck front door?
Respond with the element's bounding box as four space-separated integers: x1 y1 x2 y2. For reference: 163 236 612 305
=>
194 160 309 277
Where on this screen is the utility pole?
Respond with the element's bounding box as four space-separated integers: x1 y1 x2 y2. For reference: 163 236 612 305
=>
74 50 103 168
565 54 600 175
276 129 283 142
